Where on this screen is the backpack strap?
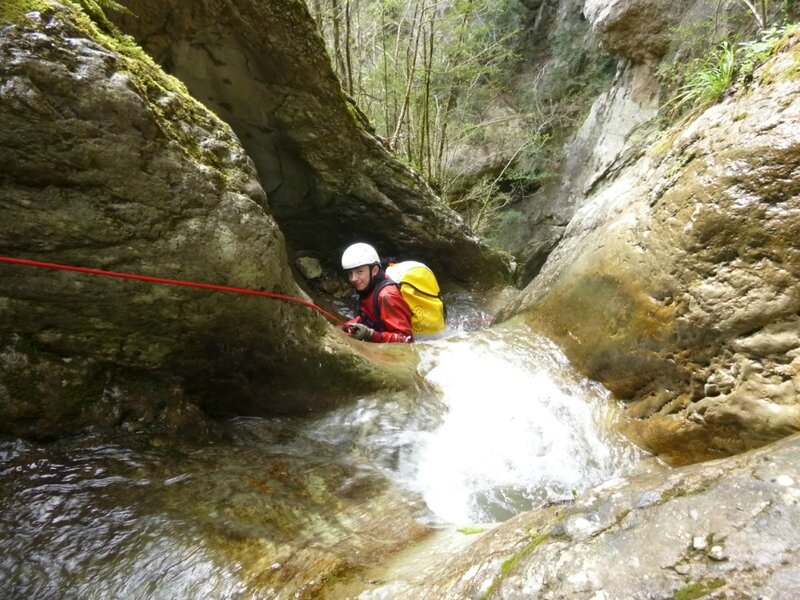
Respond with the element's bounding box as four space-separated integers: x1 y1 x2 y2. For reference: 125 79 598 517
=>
370 278 397 331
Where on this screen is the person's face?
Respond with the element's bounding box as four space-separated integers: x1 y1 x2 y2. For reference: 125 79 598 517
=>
347 264 376 292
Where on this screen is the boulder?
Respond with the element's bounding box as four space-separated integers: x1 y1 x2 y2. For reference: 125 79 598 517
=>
0 2 416 439
584 0 692 62
385 433 800 598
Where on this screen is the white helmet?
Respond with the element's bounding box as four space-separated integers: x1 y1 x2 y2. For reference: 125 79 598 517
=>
341 243 380 270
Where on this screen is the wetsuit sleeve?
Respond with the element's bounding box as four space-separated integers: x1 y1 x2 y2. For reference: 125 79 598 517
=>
372 287 413 343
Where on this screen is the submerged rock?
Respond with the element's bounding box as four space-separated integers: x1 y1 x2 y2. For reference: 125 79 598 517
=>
0 2 418 439
0 426 431 599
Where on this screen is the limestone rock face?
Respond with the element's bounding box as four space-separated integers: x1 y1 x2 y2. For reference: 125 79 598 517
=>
497 35 800 462
388 433 800 599
584 0 691 62
111 0 508 285
508 60 661 285
0 4 415 438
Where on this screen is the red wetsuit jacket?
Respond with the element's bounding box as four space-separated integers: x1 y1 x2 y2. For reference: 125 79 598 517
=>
347 276 413 343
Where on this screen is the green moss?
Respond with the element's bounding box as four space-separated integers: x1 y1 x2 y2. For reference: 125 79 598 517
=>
660 486 687 500
0 0 52 23
73 0 125 32
783 43 800 79
62 371 106 411
480 533 548 600
83 25 226 168
0 333 111 438
458 527 487 535
675 577 726 600
7 0 235 178
667 152 695 178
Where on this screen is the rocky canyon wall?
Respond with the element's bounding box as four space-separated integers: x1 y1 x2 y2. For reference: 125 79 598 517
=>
499 0 800 462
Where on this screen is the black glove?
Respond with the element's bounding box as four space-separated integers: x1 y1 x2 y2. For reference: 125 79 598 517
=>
347 323 375 341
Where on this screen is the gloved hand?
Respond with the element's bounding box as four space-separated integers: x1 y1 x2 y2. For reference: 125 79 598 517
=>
347 322 375 341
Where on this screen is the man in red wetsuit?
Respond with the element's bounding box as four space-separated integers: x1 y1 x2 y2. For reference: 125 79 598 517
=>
341 243 413 343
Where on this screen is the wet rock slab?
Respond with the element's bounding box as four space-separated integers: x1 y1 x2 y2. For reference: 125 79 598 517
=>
384 433 800 599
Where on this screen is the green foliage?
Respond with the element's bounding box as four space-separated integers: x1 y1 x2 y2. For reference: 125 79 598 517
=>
675 578 726 600
667 41 736 117
660 20 796 121
656 16 726 90
484 209 525 247
734 0 798 29
503 11 615 191
308 0 526 181
307 0 619 239
449 175 512 235
737 22 791 78
504 133 555 186
537 17 617 105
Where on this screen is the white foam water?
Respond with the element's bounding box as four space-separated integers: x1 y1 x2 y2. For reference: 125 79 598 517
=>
398 326 646 524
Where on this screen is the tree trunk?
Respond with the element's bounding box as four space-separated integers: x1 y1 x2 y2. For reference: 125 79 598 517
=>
389 0 425 153
311 0 323 33
331 0 348 86
421 15 435 178
344 0 354 96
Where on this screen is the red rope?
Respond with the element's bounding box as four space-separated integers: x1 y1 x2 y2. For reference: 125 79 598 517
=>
0 255 347 326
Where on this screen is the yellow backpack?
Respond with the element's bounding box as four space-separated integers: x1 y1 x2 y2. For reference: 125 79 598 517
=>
385 261 446 335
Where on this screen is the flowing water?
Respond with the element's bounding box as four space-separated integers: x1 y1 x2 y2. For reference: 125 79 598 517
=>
306 325 646 525
0 316 654 599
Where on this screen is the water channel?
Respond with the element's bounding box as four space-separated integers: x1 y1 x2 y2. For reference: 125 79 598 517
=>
1 304 655 598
